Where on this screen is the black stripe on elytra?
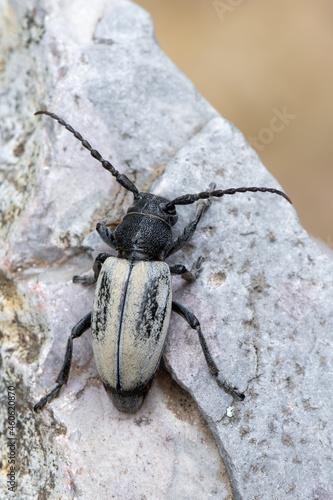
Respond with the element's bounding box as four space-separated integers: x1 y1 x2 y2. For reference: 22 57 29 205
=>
92 271 111 341
135 270 169 343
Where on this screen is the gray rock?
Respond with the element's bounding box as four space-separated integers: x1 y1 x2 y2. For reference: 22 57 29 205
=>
1 1 332 499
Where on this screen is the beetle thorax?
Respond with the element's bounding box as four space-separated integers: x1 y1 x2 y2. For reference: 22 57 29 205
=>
113 193 177 260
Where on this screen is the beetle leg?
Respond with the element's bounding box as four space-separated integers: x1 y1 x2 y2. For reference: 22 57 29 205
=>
34 312 92 412
73 253 112 285
171 301 245 401
166 199 211 257
169 256 203 282
72 275 96 286
96 221 117 249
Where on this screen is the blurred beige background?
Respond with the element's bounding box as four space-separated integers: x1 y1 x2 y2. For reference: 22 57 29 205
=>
134 0 333 246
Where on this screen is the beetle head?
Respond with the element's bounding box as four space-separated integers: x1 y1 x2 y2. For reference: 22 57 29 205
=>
127 193 178 226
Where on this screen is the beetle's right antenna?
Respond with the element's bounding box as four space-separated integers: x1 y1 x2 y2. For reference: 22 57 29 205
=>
163 186 292 211
35 110 139 198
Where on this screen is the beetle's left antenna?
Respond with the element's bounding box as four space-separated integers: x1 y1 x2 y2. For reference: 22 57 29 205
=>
35 110 139 198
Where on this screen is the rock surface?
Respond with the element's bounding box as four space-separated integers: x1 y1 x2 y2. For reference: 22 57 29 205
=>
1 1 332 499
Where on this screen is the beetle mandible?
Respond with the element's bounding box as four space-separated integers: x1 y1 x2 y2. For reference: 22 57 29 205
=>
33 110 291 413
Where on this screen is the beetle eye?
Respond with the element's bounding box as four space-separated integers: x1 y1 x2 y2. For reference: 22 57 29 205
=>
161 203 176 216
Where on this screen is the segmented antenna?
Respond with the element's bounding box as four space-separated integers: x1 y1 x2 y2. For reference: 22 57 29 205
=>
164 186 292 211
35 110 139 198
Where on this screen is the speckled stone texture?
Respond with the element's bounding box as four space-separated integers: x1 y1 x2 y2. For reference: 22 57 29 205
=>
0 1 332 499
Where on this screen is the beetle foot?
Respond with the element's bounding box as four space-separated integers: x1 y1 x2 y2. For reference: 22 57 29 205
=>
34 383 62 412
181 256 204 282
206 183 216 207
73 274 96 286
197 183 217 211
216 376 245 401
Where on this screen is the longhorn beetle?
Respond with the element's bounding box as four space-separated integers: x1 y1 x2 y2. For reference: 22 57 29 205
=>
34 110 291 413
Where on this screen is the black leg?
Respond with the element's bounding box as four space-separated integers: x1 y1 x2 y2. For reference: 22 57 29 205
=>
73 252 111 285
166 199 211 257
172 301 244 400
169 257 203 282
34 312 92 412
96 222 117 249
